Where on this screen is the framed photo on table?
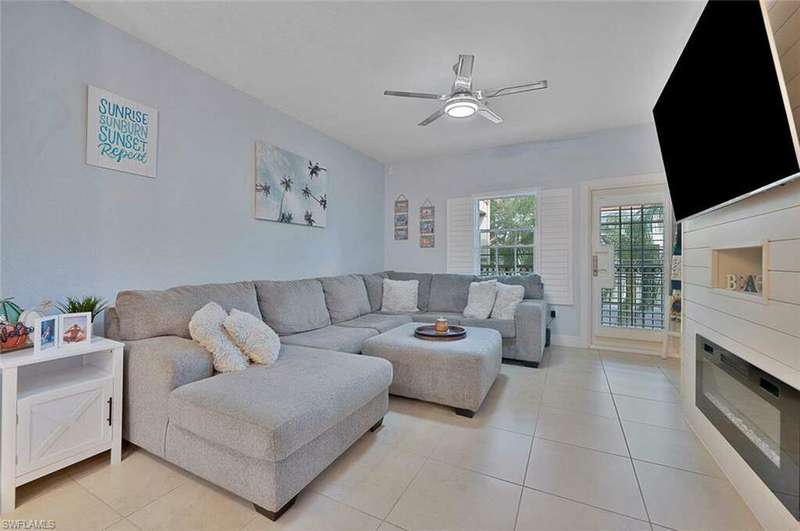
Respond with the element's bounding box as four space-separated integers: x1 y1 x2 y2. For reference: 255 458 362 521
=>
33 315 59 353
59 312 92 348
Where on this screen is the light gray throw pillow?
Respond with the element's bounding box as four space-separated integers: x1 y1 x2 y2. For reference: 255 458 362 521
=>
490 282 525 320
223 309 280 366
381 279 419 312
189 303 249 373
463 280 497 319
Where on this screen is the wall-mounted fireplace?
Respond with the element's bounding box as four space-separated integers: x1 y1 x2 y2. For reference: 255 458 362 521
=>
696 335 799 519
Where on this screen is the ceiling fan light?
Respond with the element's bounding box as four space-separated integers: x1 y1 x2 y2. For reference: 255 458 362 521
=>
444 98 478 118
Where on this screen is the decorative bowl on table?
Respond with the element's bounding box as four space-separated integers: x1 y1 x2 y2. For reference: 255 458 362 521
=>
0 322 33 353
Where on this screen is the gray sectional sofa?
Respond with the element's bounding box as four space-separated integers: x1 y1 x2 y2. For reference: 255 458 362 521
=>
105 271 547 520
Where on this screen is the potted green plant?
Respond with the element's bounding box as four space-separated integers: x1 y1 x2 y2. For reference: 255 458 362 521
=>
56 296 108 322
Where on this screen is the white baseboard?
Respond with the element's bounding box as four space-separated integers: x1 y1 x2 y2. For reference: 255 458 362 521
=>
589 343 668 357
550 334 588 348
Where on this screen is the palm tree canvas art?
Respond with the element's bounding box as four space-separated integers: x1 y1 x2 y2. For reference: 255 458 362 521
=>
254 142 328 227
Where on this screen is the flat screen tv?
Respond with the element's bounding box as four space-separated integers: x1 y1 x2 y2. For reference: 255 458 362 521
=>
654 0 800 221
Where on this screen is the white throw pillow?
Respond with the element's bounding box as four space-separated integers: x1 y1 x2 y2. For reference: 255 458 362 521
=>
223 309 280 366
463 280 498 319
381 279 419 312
189 302 249 373
491 282 525 320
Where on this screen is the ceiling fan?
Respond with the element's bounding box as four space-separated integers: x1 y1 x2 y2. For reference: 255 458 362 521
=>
384 54 547 126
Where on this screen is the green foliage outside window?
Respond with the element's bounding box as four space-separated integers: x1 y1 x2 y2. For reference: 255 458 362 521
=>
479 195 536 276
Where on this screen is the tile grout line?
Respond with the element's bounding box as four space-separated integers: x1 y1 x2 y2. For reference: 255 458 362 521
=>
629 457 724 481
68 475 129 527
601 357 654 525
377 446 430 530
513 365 546 531
522 485 653 526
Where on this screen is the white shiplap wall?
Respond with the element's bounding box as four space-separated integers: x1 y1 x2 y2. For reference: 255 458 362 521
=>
682 180 800 530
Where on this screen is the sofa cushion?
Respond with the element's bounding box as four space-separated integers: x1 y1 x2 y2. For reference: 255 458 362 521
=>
483 274 544 299
168 345 393 461
115 281 261 341
337 313 413 333
254 279 331 335
460 318 516 338
320 275 371 323
360 273 387 312
428 274 476 313
281 325 378 354
409 312 463 325
387 272 433 311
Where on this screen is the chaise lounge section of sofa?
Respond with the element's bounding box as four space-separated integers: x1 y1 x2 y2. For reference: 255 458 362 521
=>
106 281 393 520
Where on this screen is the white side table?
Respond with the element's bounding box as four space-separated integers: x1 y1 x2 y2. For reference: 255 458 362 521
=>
0 337 124 513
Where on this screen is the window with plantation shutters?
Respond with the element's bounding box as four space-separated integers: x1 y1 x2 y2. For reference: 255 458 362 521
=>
445 189 575 306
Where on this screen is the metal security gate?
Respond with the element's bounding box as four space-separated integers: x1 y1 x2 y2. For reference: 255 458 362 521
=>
599 204 665 330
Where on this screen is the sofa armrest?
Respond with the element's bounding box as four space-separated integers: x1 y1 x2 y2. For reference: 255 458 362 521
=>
123 336 213 456
513 299 548 364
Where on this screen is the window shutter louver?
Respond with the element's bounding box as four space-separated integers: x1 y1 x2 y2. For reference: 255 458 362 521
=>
446 197 478 274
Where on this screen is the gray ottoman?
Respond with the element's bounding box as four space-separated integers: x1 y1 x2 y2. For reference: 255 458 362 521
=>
361 323 502 416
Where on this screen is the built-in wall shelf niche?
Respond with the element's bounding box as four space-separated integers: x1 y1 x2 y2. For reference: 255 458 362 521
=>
711 242 768 302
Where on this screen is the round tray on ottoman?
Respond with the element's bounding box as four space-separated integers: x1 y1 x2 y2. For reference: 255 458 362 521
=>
414 325 466 341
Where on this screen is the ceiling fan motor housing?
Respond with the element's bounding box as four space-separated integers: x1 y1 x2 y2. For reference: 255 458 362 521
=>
445 94 479 118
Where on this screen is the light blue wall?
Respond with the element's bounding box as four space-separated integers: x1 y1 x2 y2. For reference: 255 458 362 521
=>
384 124 666 339
1 1 385 312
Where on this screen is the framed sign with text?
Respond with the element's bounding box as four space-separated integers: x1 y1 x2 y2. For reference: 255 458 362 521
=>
86 85 158 178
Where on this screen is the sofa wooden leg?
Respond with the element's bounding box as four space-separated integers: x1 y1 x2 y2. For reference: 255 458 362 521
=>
369 418 383 432
454 408 474 418
254 496 296 521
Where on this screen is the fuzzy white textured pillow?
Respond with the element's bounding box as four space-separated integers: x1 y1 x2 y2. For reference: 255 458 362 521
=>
463 280 498 319
189 303 249 373
491 282 525 320
223 309 280 366
381 279 419 312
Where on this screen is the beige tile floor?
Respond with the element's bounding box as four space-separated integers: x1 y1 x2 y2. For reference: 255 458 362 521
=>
0 347 763 531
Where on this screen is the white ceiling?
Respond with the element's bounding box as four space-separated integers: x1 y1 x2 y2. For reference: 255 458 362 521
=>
73 1 704 163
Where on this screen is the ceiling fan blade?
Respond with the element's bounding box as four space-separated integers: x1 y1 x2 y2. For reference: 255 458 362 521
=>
478 105 503 124
452 54 475 93
384 90 445 100
418 108 445 126
482 80 548 99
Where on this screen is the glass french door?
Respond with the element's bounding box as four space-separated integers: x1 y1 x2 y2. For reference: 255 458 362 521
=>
592 187 670 344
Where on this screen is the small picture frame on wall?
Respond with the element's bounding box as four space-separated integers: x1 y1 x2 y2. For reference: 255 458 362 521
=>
34 315 59 353
419 199 435 248
394 194 409 240
394 196 409 213
59 312 92 348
